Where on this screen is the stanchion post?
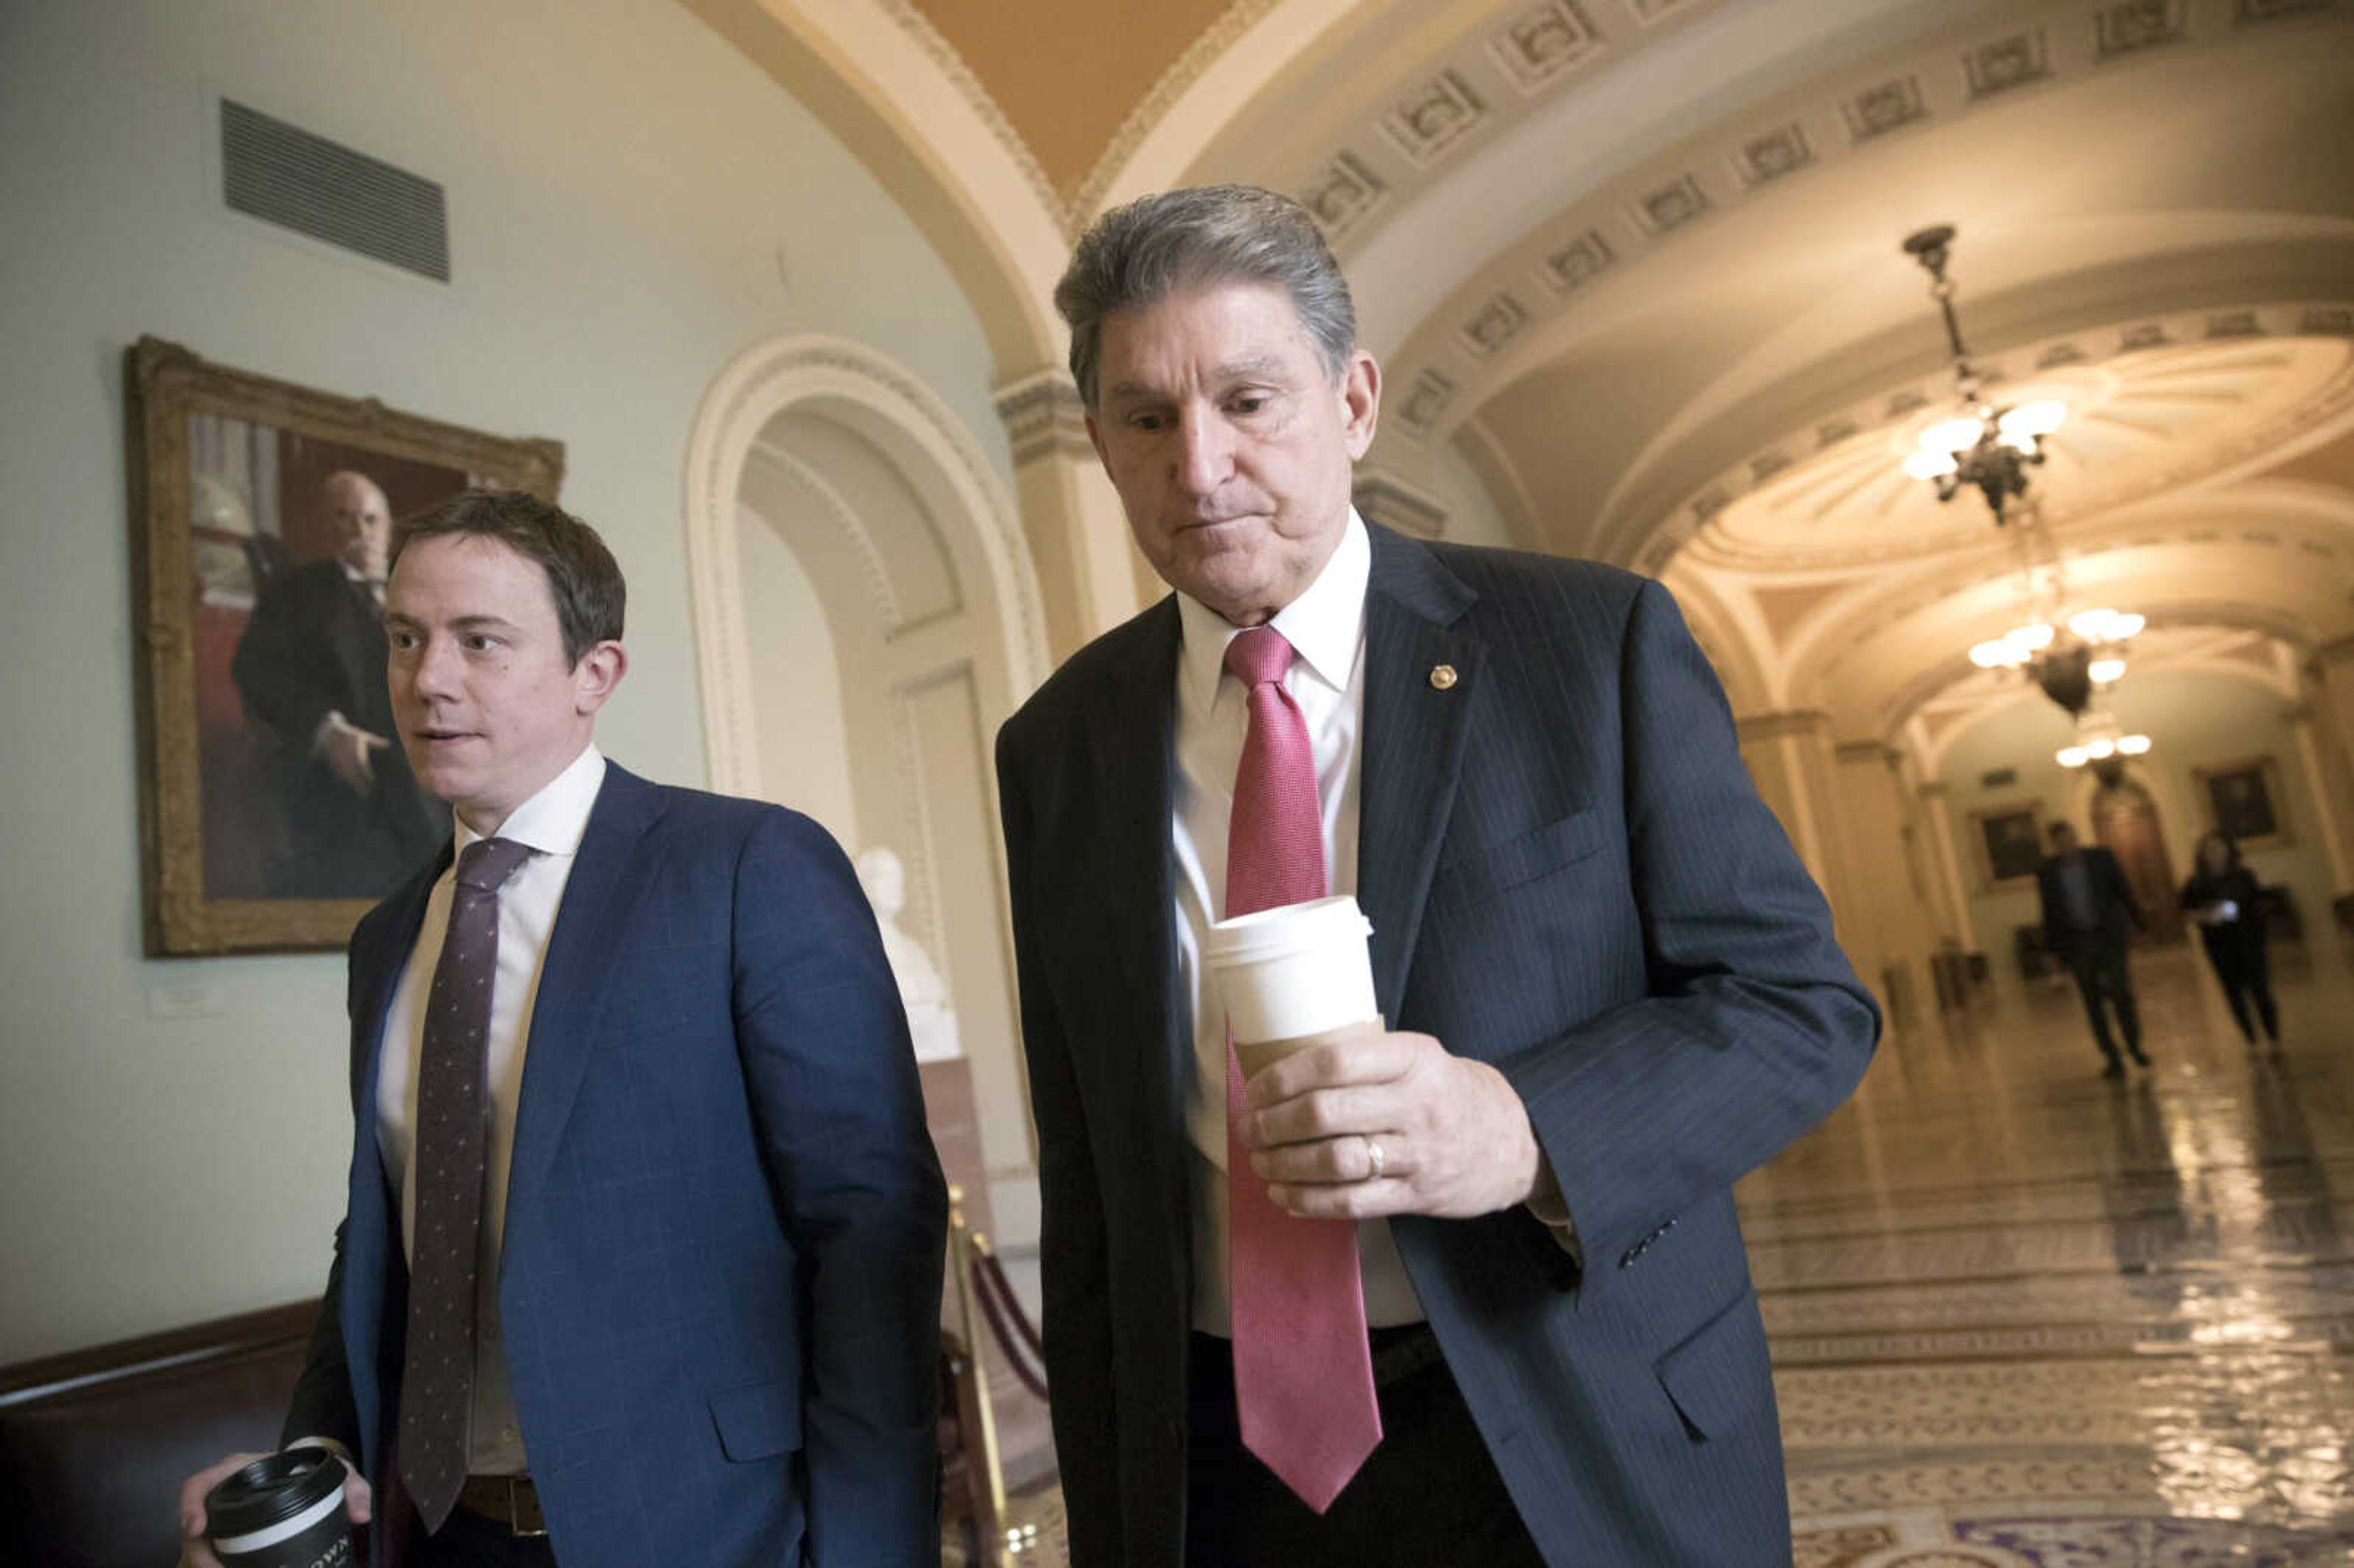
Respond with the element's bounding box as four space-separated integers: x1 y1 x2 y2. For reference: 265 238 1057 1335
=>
948 1186 1010 1558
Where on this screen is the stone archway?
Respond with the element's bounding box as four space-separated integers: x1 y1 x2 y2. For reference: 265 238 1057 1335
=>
683 332 1050 1227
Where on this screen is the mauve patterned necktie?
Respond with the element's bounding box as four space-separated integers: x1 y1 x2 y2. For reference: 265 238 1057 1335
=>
399 835 533 1531
1221 626 1382 1513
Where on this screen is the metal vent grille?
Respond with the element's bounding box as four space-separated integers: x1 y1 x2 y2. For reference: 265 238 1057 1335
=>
221 99 449 282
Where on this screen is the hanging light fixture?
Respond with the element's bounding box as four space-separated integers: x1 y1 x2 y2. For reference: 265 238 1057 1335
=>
2057 710 2152 771
1900 225 2064 526
1970 606 2142 717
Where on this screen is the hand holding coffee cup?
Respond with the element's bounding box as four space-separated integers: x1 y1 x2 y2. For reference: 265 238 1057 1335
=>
178 1447 370 1568
1206 896 1545 1223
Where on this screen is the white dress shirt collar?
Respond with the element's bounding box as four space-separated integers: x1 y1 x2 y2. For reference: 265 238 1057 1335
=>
455 745 606 860
1175 511 1371 710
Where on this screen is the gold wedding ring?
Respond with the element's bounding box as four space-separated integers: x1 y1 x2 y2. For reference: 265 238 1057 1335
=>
1365 1136 1386 1181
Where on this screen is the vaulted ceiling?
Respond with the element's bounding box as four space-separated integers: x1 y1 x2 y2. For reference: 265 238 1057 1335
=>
693 0 2354 753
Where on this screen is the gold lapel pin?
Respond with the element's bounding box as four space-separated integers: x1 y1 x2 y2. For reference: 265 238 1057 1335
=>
1429 663 1458 690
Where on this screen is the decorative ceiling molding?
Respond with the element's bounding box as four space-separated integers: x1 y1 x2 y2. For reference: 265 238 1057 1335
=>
1379 70 1491 167
1371 0 2354 449
1072 0 1284 226
1354 468 1450 538
1962 28 2052 101
1458 291 1532 359
1659 308 2354 574
1489 1 1606 93
1300 152 1390 242
877 0 1070 230
2093 0 2186 60
993 368 1092 465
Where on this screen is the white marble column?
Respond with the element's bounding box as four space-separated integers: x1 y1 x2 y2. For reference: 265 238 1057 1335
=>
1917 780 1976 948
1832 740 1942 1031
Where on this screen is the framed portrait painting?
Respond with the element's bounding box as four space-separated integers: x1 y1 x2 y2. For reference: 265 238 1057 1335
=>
1968 799 2047 892
2193 755 2289 851
128 336 563 955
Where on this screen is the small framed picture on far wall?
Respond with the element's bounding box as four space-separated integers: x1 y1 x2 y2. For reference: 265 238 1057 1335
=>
2193 755 2289 851
1968 799 2048 891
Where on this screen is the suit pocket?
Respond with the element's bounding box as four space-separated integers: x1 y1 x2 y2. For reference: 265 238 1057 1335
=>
1654 1290 1771 1442
1438 809 1607 907
708 1378 801 1461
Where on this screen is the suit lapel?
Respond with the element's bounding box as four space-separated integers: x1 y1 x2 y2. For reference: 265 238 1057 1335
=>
503 764 667 1219
1357 527 1483 1023
1091 601 1194 1153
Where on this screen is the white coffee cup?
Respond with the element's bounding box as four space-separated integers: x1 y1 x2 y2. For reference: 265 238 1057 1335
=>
1205 896 1379 1078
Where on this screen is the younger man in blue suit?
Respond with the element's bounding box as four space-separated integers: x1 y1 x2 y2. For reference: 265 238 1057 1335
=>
181 490 945 1567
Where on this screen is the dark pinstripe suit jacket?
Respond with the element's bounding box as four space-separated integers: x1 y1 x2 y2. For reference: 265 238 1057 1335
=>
996 525 1879 1567
281 764 947 1567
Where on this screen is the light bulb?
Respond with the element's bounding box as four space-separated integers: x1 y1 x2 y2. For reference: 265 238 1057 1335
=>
2010 623 2055 652
1997 400 2066 439
2057 747 2089 767
1904 449 1959 479
2087 737 2117 759
2089 658 2126 685
1921 416 1986 454
2117 734 2152 755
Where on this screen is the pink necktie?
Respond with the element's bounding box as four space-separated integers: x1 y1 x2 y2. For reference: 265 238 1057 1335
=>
1222 625 1381 1512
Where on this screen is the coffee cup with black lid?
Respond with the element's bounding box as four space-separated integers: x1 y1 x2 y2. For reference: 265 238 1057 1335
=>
204 1448 354 1568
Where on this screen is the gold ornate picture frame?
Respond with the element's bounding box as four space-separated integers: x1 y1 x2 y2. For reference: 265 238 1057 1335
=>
2192 754 2290 853
1967 798 2048 892
127 336 563 954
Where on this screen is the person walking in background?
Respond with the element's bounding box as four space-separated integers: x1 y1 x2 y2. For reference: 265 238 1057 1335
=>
2036 821 2149 1078
2181 830 2281 1052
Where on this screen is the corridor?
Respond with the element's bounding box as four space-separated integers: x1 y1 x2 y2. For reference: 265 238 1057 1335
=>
1764 943 2354 1565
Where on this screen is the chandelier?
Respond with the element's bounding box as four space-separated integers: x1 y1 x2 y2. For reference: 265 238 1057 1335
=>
1900 225 2066 526
1970 605 2144 706
2056 710 2152 772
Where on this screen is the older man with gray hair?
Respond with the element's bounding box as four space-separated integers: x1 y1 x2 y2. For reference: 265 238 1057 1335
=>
995 184 1878 1567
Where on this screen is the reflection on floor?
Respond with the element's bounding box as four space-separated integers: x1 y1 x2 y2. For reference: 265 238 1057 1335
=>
961 942 2354 1565
1767 942 2354 1566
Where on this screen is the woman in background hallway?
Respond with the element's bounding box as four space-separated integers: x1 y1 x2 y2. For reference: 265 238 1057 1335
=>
2181 831 2281 1051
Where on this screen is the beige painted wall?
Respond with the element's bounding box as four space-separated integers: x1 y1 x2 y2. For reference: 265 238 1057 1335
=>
738 506 862 845
0 0 1007 1361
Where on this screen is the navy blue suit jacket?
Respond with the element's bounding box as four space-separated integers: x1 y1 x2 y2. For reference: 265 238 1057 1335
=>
994 527 1878 1567
283 763 947 1567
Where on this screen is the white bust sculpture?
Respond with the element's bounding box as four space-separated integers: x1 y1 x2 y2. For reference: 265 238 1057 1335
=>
855 846 961 1061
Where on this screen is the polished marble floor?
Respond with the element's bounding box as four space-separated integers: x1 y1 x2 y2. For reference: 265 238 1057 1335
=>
960 940 2354 1565
1764 941 2354 1566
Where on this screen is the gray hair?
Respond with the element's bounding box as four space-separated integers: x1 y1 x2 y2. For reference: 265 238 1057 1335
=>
1055 185 1357 407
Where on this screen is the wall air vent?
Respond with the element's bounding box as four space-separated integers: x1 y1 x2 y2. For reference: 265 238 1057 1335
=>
1980 768 2018 790
220 99 449 282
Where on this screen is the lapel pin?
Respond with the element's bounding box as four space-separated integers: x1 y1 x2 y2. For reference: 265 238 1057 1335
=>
1429 663 1458 690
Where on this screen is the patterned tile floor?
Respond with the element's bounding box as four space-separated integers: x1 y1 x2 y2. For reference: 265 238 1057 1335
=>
954 943 2354 1564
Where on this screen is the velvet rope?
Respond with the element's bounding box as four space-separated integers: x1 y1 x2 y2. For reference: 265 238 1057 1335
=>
969 1247 1050 1400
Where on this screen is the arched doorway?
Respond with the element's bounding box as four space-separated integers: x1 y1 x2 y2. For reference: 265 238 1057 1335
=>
683 333 1050 1236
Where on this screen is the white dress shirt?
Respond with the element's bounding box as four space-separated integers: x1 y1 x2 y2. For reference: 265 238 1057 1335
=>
375 744 606 1475
1171 512 1428 1333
